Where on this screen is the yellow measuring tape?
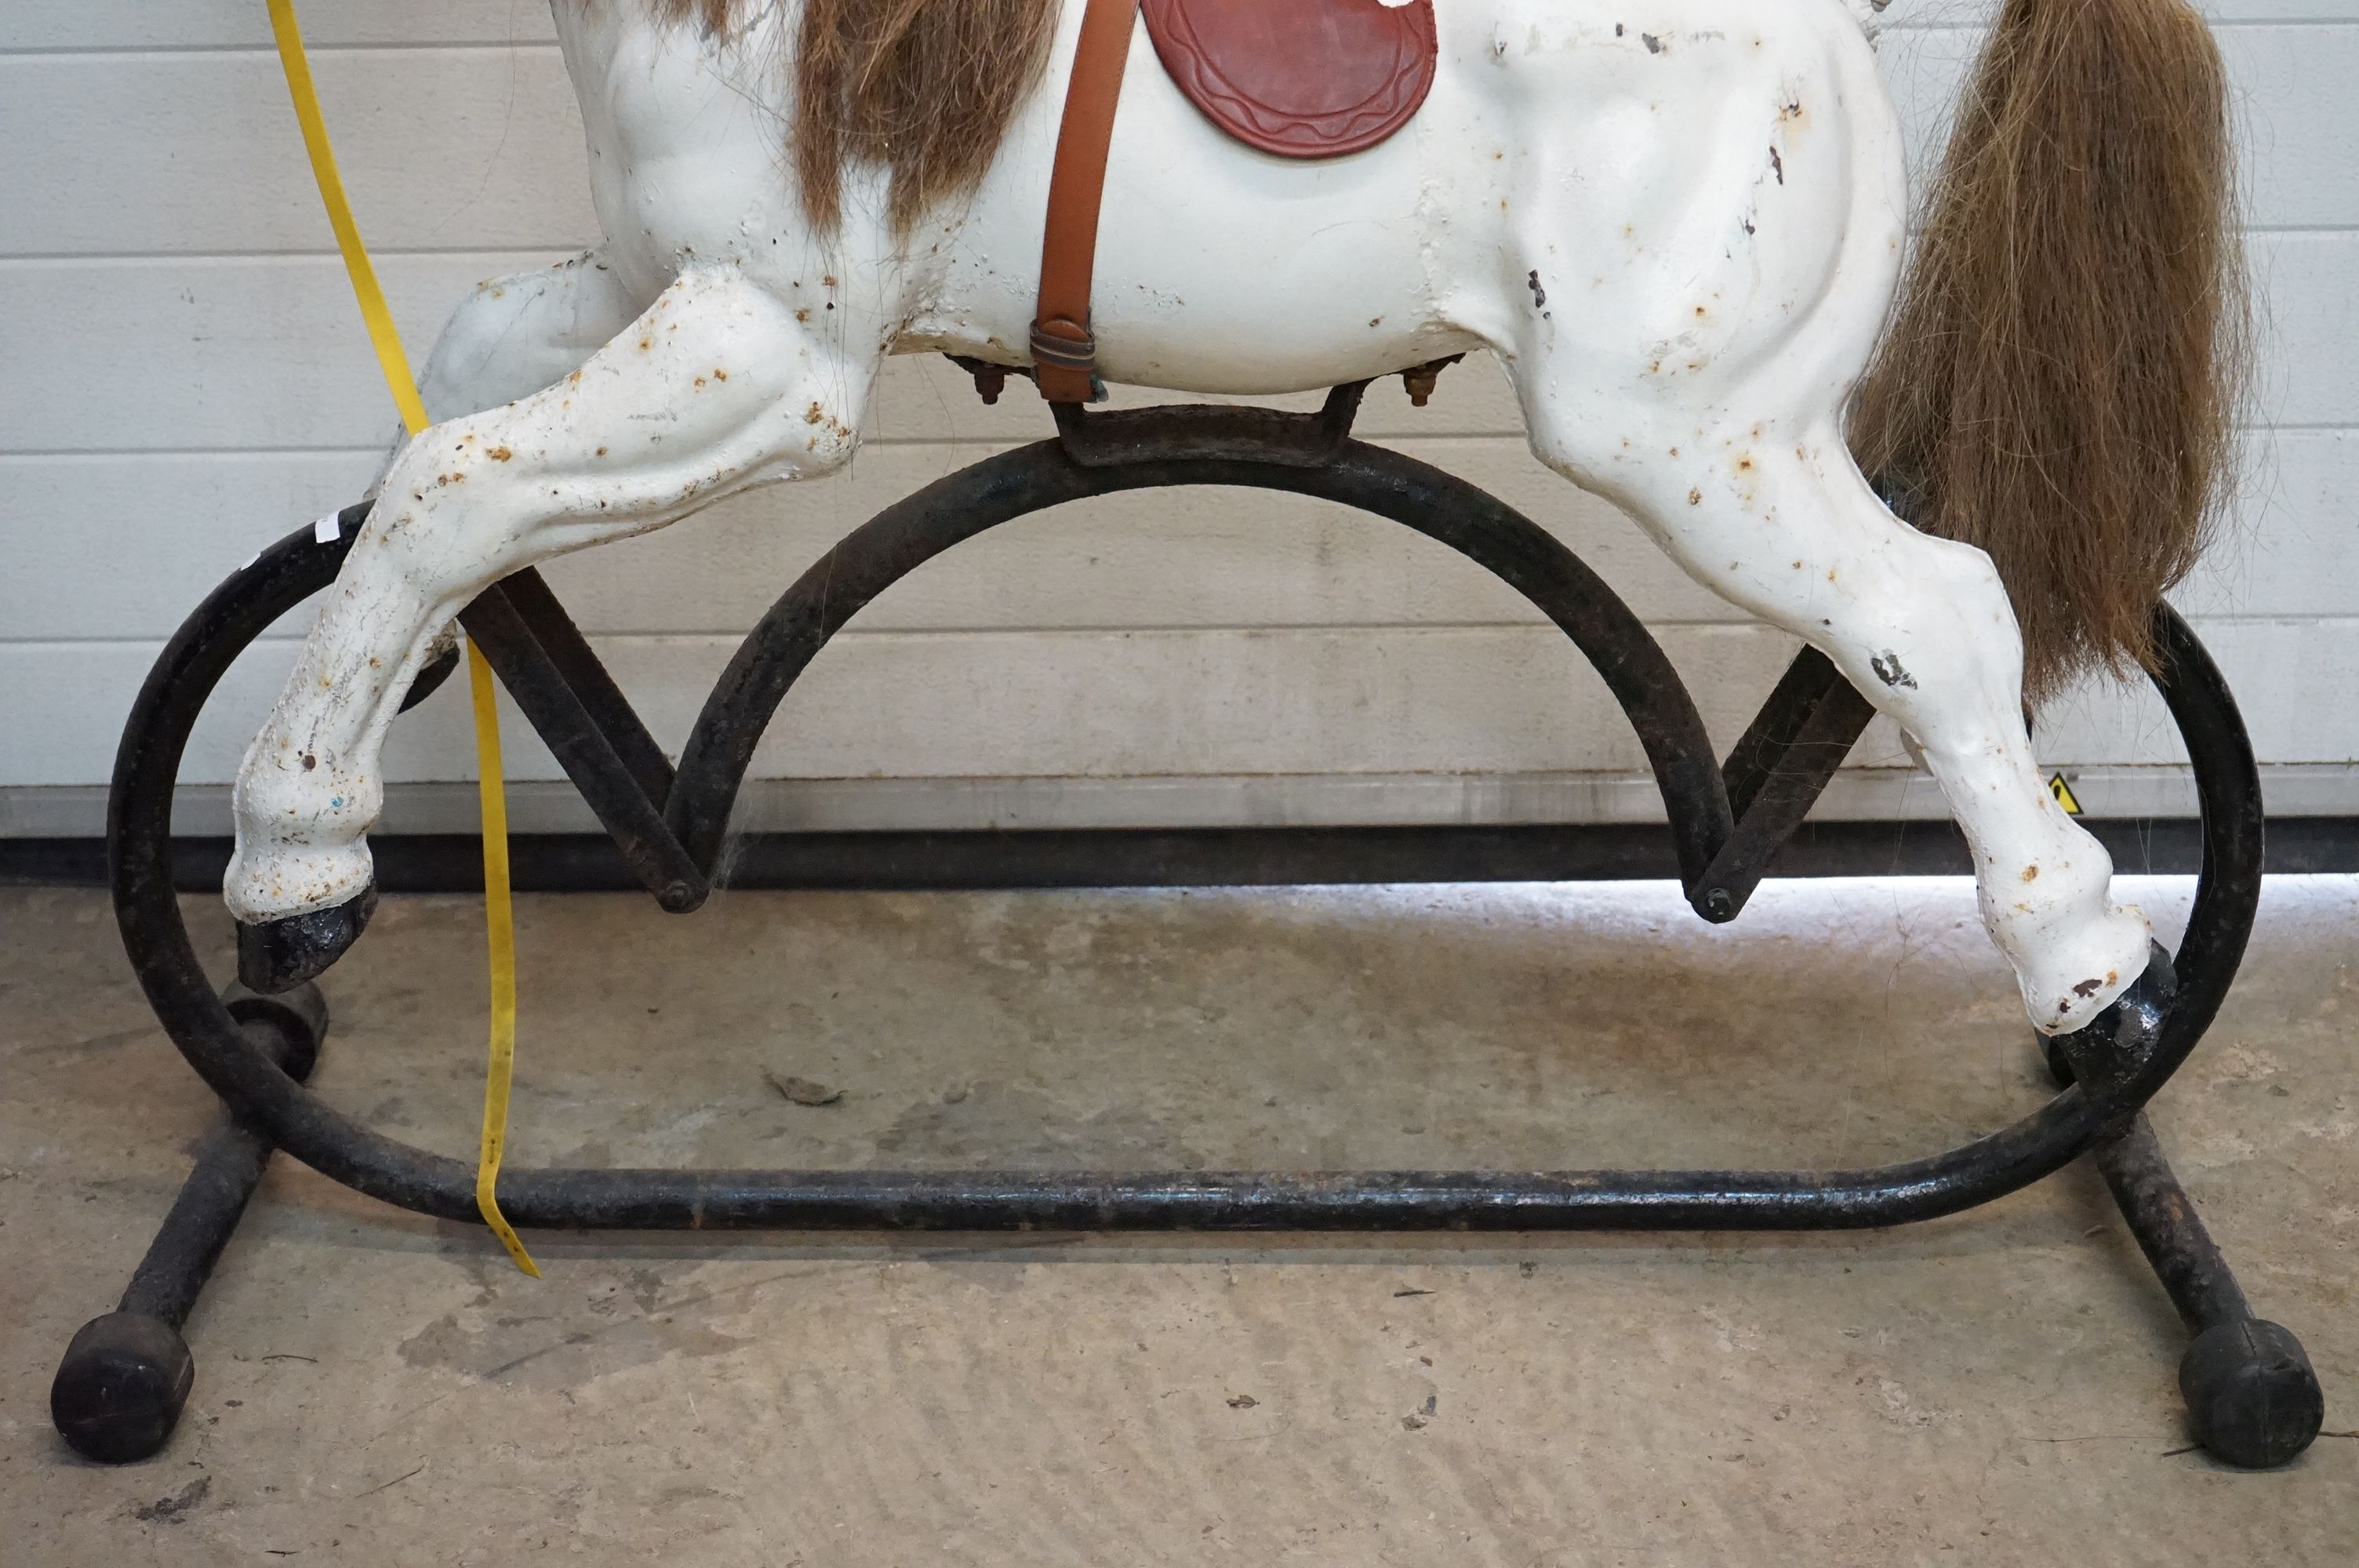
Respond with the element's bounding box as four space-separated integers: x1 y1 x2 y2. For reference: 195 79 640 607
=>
267 0 539 1277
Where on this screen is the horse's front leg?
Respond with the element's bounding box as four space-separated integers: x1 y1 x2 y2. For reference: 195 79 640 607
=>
410 248 652 438
227 263 873 989
1534 408 2154 1035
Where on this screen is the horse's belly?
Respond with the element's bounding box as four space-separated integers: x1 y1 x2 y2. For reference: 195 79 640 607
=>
903 9 1487 396
906 192 1456 397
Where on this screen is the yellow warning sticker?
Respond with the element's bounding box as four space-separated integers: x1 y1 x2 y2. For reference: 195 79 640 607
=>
2048 773 2084 816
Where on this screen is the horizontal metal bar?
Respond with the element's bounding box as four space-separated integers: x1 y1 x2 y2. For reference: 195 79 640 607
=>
16 816 2359 892
376 1156 2086 1232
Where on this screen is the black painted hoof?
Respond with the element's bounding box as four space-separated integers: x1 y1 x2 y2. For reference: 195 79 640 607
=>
51 1312 194 1464
2050 939 2177 1088
2181 1319 2326 1468
2041 1033 2074 1090
235 884 376 995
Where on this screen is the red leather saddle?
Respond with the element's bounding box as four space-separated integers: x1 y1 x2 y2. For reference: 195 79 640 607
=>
1141 0 1438 159
1027 0 1443 404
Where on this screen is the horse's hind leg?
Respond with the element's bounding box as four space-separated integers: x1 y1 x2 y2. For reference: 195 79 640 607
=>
226 263 874 988
1534 410 2153 1035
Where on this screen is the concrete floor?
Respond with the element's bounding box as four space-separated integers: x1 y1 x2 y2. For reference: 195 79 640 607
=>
3 873 2354 1563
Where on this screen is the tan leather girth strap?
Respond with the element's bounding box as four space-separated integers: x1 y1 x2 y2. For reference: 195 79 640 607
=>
1032 0 1139 404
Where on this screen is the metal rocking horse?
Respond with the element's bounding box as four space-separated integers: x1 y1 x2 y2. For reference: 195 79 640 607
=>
54 0 2324 1469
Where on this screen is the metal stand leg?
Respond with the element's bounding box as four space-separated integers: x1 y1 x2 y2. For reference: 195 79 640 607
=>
49 983 327 1464
2047 1033 2326 1468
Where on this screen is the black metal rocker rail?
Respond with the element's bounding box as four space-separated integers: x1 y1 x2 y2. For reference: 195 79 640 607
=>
55 386 2324 1470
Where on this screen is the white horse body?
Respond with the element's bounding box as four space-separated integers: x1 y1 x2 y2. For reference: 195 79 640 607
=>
228 0 2154 1033
569 0 1885 400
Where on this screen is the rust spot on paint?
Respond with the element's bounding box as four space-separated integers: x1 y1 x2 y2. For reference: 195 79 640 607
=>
2022 865 2040 882
487 446 513 462
1688 488 1702 506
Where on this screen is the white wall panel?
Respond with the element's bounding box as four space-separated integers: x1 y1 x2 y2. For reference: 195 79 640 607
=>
2 2 2352 833
5 23 2350 256
6 1 2341 49
4 430 2350 641
4 616 2343 795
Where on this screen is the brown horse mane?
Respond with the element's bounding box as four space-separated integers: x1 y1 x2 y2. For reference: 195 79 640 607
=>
648 0 1060 234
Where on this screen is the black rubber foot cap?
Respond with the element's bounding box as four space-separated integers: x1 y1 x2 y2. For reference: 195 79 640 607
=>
236 884 376 994
2181 1319 2326 1468
52 1312 194 1464
2046 939 2178 1088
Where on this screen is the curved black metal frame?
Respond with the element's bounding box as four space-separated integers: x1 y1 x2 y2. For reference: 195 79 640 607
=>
56 390 2324 1469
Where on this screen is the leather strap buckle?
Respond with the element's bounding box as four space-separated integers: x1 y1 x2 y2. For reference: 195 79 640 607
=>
1029 319 1098 370
1031 0 1139 405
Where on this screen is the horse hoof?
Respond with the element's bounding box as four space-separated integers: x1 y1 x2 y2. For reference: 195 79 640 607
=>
2048 940 2176 1085
2181 1319 2326 1468
235 884 376 994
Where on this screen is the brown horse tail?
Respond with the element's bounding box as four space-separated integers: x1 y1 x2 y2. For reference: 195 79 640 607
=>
1848 0 2249 705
